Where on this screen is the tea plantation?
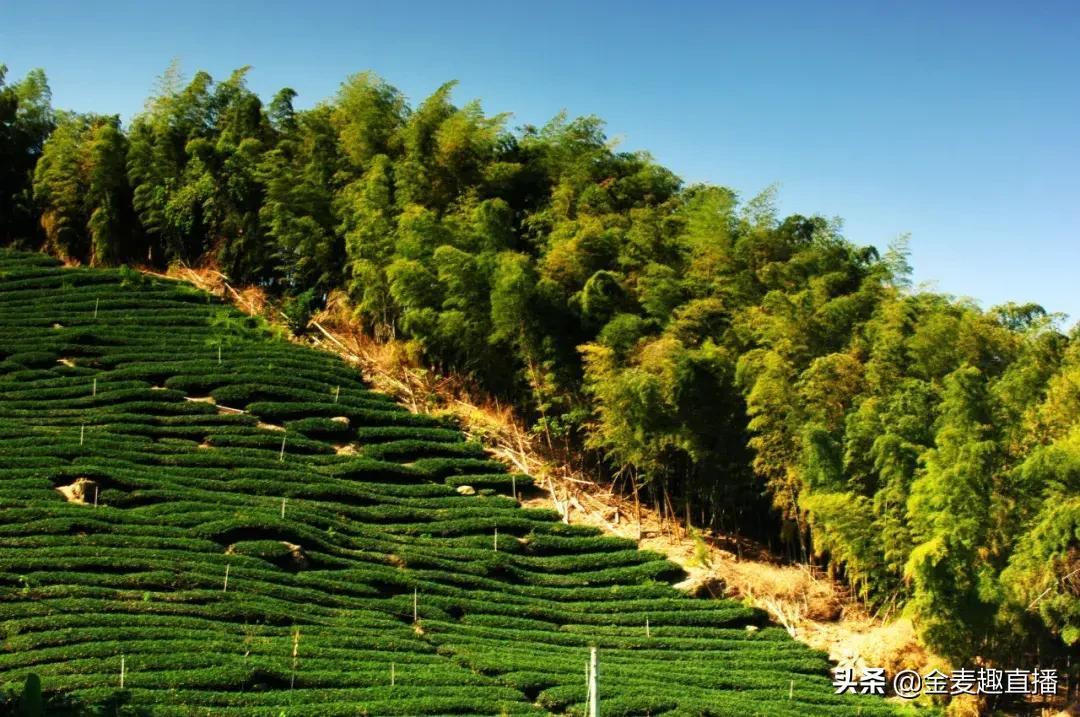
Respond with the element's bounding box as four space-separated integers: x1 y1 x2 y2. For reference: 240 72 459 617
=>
0 250 911 715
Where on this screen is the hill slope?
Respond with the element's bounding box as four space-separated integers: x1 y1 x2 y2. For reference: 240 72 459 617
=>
0 251 907 716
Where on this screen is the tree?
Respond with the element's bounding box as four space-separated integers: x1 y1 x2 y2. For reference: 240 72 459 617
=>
126 65 272 272
33 112 86 261
0 65 54 246
85 117 135 264
268 87 298 135
905 365 1003 661
332 71 406 170
260 106 341 291
34 113 134 265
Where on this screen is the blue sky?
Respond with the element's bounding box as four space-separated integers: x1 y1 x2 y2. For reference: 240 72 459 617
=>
3 1 1078 322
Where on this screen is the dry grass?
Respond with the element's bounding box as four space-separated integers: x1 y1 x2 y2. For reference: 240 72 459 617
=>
56 478 96 505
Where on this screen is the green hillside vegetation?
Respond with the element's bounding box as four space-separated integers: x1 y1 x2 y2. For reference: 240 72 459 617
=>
0 251 912 714
1 61 1078 674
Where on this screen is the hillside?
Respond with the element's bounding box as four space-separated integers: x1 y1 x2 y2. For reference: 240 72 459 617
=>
4 62 1080 682
0 250 913 715
174 263 931 680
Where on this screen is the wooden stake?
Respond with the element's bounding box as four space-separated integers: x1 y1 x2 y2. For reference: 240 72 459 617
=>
279 433 286 462
334 385 340 403
665 488 681 541
281 497 287 518
218 343 222 365
80 424 85 445
633 478 643 542
390 662 395 687
223 564 230 592
92 378 97 397
653 488 662 537
789 679 794 700
511 474 517 501
291 627 300 689
93 298 99 319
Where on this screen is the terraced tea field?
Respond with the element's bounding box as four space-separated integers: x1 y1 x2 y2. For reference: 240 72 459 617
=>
0 250 910 715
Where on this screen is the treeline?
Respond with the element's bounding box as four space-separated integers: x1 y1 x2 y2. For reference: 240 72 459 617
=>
2 63 1078 669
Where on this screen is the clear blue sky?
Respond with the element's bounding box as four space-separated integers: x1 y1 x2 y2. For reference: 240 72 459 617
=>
3 1 1078 323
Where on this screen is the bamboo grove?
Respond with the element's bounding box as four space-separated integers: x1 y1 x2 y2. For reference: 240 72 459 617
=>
1 63 1078 669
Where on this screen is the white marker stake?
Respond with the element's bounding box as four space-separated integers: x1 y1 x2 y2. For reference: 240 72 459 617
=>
92 378 97 397
93 298 99 319
279 433 286 462
281 497 287 518
120 654 125 689
334 385 340 403
494 525 498 552
413 588 418 623
646 615 650 638
223 564 230 593
588 647 599 717
218 344 222 365
80 424 85 445
93 485 99 509
391 662 395 687
789 679 794 700
511 475 517 501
